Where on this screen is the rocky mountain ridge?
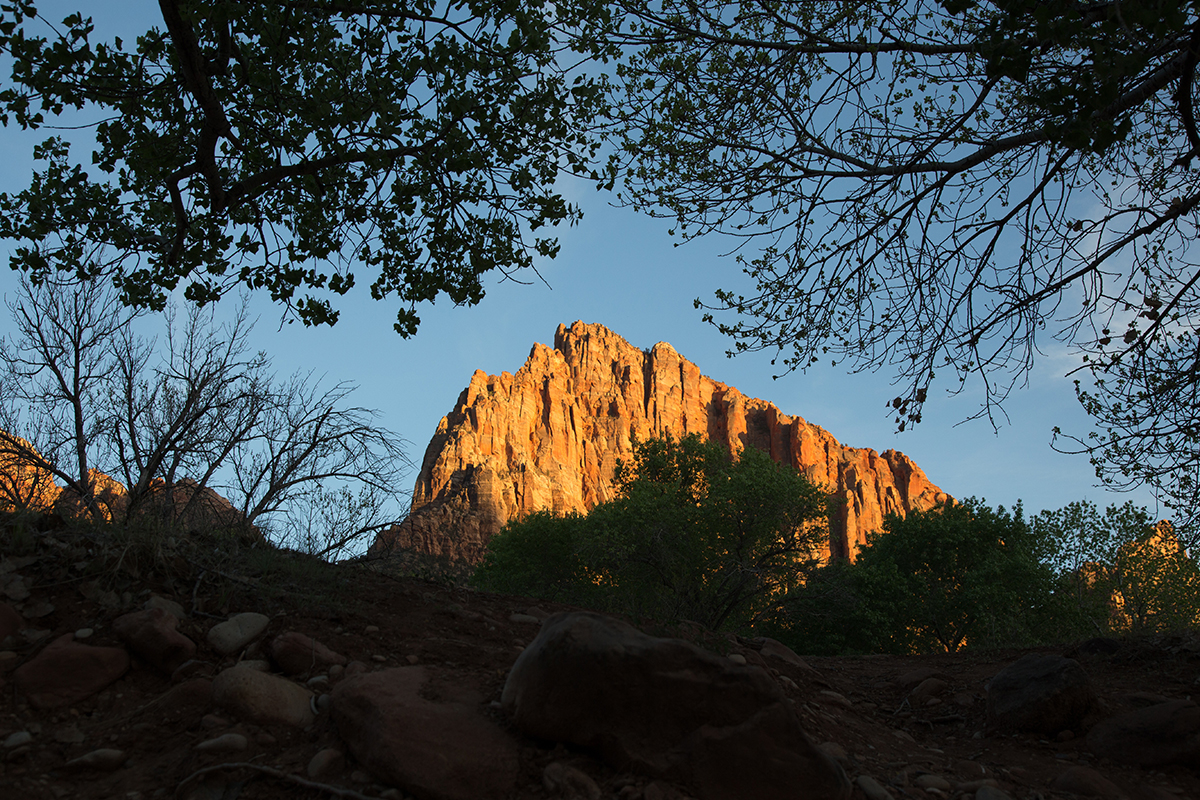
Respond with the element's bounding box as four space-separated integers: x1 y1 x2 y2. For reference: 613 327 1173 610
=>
373 321 949 563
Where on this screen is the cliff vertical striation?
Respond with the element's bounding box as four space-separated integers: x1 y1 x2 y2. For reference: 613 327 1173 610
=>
373 322 949 562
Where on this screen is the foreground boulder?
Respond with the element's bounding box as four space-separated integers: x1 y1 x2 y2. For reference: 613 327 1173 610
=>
113 607 195 674
1086 700 1200 767
271 631 346 676
986 654 1094 734
14 633 129 708
332 666 520 800
502 612 851 800
211 665 314 728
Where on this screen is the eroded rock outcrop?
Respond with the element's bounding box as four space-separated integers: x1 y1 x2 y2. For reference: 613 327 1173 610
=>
374 322 948 563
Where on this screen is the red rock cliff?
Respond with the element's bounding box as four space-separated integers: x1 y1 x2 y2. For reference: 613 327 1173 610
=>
373 322 949 562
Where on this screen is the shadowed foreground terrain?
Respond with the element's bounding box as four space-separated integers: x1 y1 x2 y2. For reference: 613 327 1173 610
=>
0 517 1197 800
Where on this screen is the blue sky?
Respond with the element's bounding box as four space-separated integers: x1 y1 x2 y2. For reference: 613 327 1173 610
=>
0 2 1161 520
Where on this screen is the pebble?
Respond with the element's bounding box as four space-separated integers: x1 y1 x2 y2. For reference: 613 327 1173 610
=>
543 761 602 800
819 690 853 708
21 600 55 619
405 654 420 665
727 653 747 665
3 731 32 749
307 748 345 779
206 612 270 655
194 733 248 753
328 664 344 679
74 628 93 639
144 596 186 619
371 654 387 662
307 675 330 690
818 741 848 764
364 625 379 634
915 774 951 791
855 775 894 800
64 748 128 771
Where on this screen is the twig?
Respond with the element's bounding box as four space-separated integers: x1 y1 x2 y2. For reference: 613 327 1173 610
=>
176 762 377 800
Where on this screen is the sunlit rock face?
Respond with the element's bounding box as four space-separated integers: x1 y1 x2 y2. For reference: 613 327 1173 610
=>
372 321 949 564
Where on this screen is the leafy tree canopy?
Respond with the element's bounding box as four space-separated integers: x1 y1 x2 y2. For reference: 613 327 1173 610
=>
0 0 615 331
850 499 1058 653
472 433 830 631
608 0 1200 538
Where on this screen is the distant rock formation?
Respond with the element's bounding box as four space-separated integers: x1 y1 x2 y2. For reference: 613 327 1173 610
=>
0 428 249 530
373 322 949 563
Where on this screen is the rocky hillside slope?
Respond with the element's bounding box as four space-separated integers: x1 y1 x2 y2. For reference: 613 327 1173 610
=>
1 521 1197 800
373 321 949 563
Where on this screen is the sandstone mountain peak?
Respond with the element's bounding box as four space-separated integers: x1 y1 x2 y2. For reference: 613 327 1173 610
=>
373 321 949 562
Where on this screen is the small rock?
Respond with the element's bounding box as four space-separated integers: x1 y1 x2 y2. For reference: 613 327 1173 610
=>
914 774 951 791
525 606 551 620
543 761 602 799
406 654 420 665
307 675 330 690
727 653 747 666
172 659 214 682
4 731 32 749
21 599 55 619
307 748 345 779
270 631 347 676
144 595 187 619
910 677 948 703
328 664 345 680
364 625 379 634
3 574 30 601
194 733 249 754
897 667 948 691
371 654 388 662
855 775 894 800
509 613 540 624
211 665 315 727
63 748 128 771
753 637 811 670
818 690 852 708
13 633 129 708
817 741 848 764
74 628 93 639
113 607 196 674
206 612 270 655
1051 765 1124 798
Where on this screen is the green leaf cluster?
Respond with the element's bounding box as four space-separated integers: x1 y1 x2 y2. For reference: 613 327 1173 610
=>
0 1 617 330
774 497 1199 656
471 433 829 631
